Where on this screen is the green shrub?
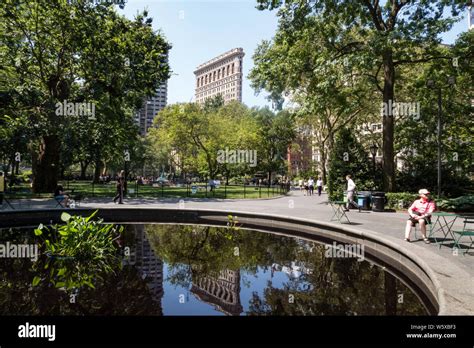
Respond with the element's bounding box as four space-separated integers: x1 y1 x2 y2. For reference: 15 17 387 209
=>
385 193 474 212
32 211 123 290
437 195 474 212
385 192 419 210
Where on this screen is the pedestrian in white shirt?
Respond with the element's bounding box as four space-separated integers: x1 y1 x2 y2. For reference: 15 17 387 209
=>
316 177 323 196
308 178 314 196
345 175 361 212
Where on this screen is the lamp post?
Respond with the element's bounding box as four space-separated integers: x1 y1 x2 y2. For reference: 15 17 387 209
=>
427 76 455 198
369 143 378 190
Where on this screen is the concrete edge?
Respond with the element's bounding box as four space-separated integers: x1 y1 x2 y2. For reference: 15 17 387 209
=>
1 206 466 315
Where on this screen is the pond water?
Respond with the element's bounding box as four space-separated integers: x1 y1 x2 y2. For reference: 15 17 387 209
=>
0 224 429 315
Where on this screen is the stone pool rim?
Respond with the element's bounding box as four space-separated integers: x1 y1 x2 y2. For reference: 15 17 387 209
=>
0 207 467 315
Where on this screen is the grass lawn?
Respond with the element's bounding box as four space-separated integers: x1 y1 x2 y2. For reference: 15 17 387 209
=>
5 181 287 200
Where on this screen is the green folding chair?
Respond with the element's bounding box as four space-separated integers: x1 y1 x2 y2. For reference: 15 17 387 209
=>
452 215 474 256
328 200 351 224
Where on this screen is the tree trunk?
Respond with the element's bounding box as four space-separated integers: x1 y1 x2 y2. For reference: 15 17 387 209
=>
93 159 102 183
32 135 60 193
320 147 327 184
8 156 14 187
382 50 396 192
80 161 89 180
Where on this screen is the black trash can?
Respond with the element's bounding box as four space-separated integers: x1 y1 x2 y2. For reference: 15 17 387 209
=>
371 191 386 212
357 191 372 210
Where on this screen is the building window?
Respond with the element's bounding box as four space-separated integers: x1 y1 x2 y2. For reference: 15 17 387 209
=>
227 65 230 76
213 71 216 81
232 63 234 74
218 70 220 79
205 75 207 84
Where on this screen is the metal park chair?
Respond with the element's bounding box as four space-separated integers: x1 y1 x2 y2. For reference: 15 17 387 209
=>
452 215 474 256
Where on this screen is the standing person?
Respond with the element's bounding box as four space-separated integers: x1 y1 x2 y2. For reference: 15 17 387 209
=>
316 177 323 196
113 170 125 204
344 175 361 212
303 179 308 196
404 189 436 243
308 177 314 196
298 178 304 191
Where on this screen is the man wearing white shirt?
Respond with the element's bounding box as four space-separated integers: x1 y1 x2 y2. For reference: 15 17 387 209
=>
307 178 314 196
316 177 323 196
345 175 361 212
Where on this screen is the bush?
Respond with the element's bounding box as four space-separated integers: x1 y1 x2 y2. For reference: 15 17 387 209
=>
385 193 474 213
437 195 474 212
32 211 123 289
385 192 419 210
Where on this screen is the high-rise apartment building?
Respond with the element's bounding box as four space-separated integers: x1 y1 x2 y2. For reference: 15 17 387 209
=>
194 48 244 104
469 6 474 30
135 82 168 136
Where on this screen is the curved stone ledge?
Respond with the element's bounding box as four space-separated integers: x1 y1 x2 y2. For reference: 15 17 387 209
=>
1 207 468 315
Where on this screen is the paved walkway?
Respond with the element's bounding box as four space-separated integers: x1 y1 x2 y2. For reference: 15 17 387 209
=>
2 189 473 313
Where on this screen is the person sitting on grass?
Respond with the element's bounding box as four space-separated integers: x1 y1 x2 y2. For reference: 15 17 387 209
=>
54 185 70 208
404 189 436 244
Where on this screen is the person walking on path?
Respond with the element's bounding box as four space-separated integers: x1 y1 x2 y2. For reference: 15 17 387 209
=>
344 175 361 212
316 177 323 196
404 189 436 243
113 170 125 204
308 177 314 196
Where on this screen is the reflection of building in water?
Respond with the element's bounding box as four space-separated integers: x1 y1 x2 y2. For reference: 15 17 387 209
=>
126 225 164 310
191 269 243 316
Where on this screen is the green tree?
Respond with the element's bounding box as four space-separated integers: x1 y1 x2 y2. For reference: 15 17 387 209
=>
327 128 372 201
0 1 170 192
254 0 469 191
252 107 295 185
148 101 258 181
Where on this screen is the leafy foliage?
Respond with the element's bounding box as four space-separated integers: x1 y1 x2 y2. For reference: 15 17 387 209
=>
32 211 123 289
327 128 372 201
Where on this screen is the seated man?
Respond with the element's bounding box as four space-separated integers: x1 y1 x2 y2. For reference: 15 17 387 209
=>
404 189 436 243
54 185 70 208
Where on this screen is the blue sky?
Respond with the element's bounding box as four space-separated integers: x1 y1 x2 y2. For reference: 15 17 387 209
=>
118 1 469 109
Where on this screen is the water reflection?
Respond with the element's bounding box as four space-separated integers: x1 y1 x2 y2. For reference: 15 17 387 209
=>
191 270 243 315
123 225 164 314
145 224 429 316
0 224 429 315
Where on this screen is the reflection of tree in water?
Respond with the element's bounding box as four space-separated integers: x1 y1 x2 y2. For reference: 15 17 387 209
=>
143 225 428 316
146 224 300 315
146 224 300 286
248 248 428 316
0 227 162 315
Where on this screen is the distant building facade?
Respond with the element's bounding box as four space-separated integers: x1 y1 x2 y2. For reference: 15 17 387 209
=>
469 6 474 30
194 48 244 104
135 82 168 136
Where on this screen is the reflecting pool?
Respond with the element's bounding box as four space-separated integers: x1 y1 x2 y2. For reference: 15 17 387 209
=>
0 224 429 315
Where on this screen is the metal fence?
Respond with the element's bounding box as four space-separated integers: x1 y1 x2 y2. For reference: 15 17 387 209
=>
3 181 291 200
